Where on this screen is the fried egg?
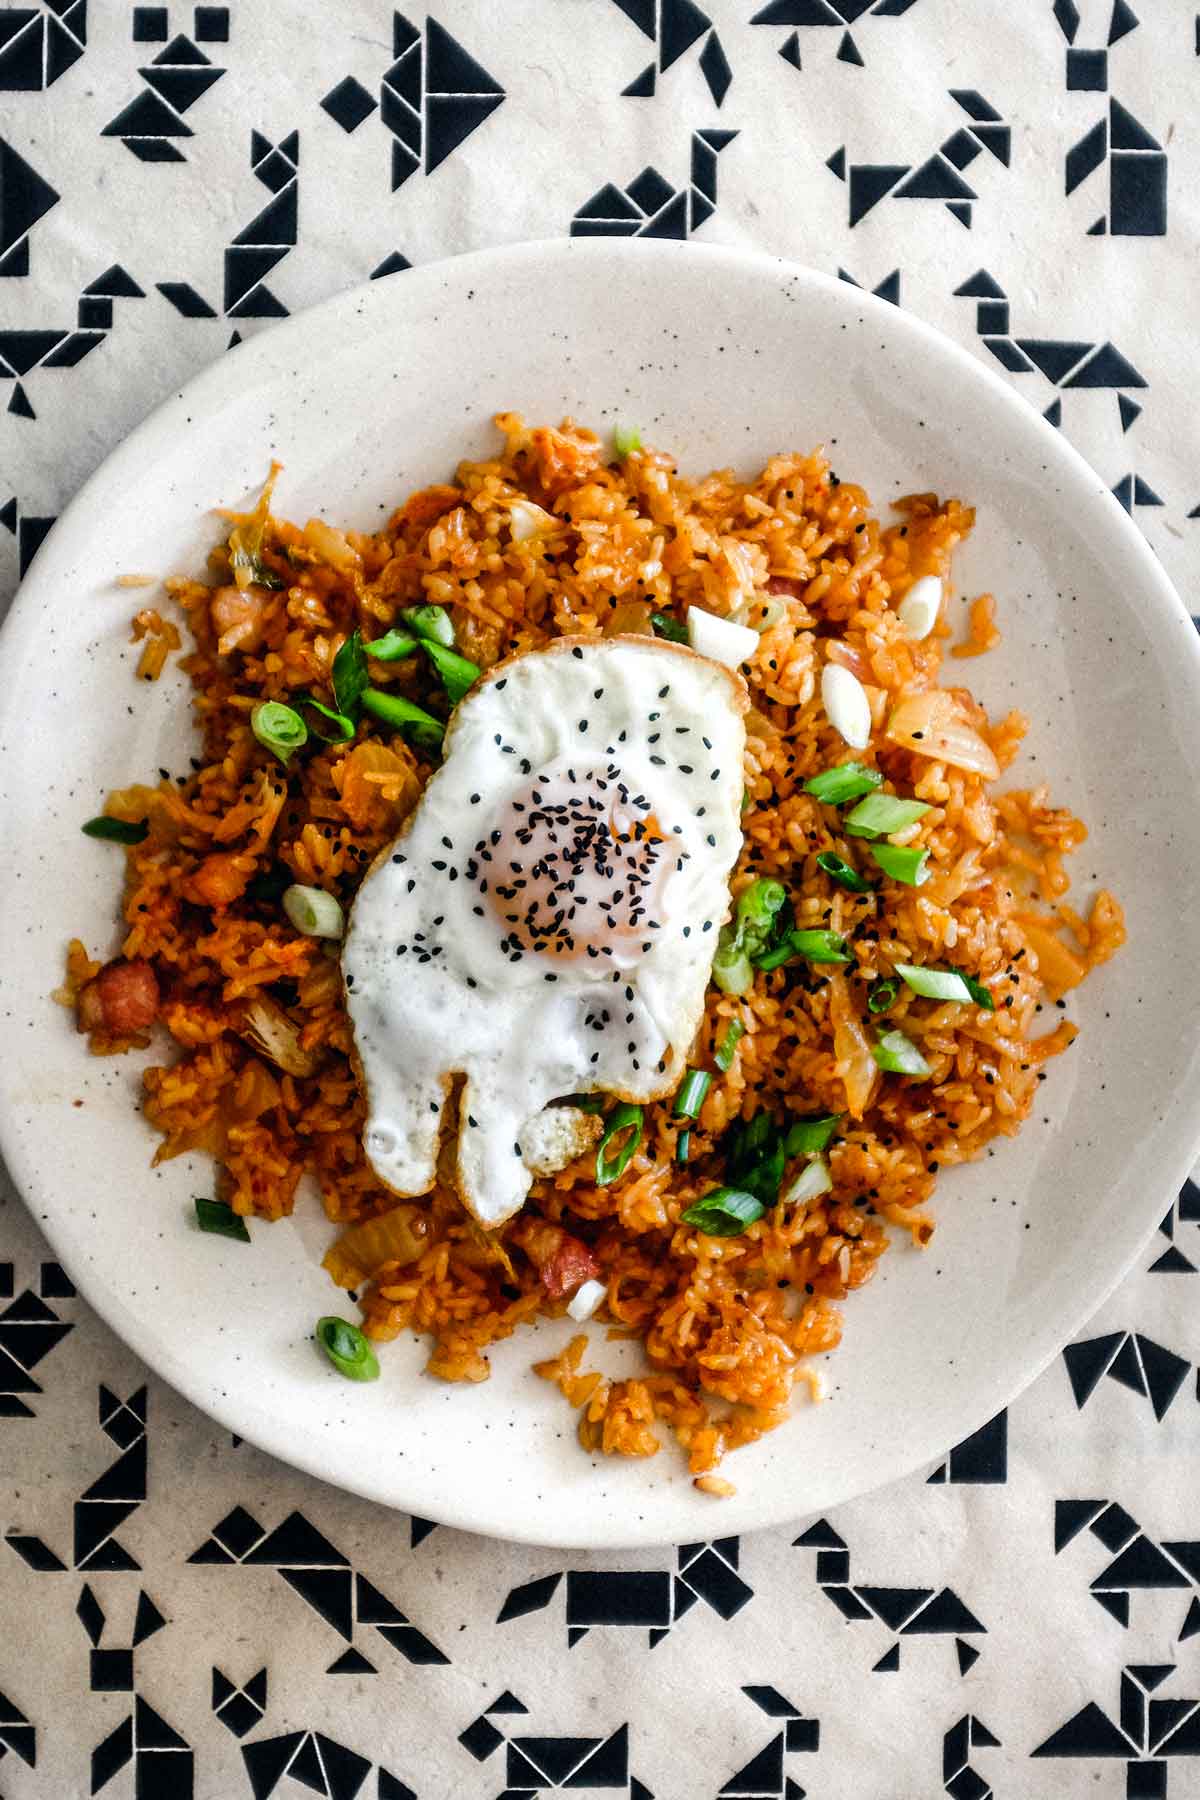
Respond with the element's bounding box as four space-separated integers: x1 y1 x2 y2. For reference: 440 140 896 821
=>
342 635 747 1226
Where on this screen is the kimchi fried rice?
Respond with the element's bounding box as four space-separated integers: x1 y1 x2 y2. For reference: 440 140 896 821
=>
64 413 1124 1490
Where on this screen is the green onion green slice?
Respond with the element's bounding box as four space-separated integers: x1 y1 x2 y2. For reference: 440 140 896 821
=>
784 1113 842 1156
868 977 899 1014
300 695 357 744
402 603 455 647
680 1186 766 1237
894 961 972 1003
361 687 444 752
804 761 883 805
195 1196 251 1242
815 850 873 894
676 1129 691 1164
714 1019 745 1071
420 638 480 706
595 1102 644 1185
957 970 996 1011
613 424 643 458
711 877 789 995
872 1028 933 1078
283 884 344 940
673 1068 712 1120
316 1315 381 1382
82 815 148 844
843 793 931 839
650 611 688 644
365 628 419 662
251 699 308 765
869 843 930 887
331 628 368 717
756 928 851 970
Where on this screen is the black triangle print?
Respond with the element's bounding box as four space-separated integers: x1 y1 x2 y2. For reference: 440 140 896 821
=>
1109 96 1160 150
873 1643 901 1672
719 1730 783 1796
826 146 846 180
355 1573 406 1626
848 164 907 225
232 184 298 248
286 1731 325 1793
563 1725 628 1786
1118 394 1143 434
506 1743 550 1786
1065 342 1147 388
1161 1541 1200 1583
245 1511 347 1567
1055 1499 1105 1551
45 14 85 84
82 1439 147 1503
133 1591 167 1645
1063 1331 1124 1405
857 1586 932 1630
1136 1335 1190 1417
1033 1700 1133 1757
957 1639 981 1675
756 0 841 20
101 88 193 137
315 1732 372 1800
1108 1334 1147 1396
385 42 421 111
659 0 710 72
837 30 863 63
641 190 689 237
326 1646 376 1675
794 1519 846 1549
623 62 657 96
1179 1596 1200 1642
424 92 503 174
3 383 32 419
409 1515 436 1547
378 1776 418 1800
515 1733 596 1785
970 123 1011 164
1133 477 1163 506
1128 1664 1174 1692
744 1687 798 1718
0 496 16 532
74 1500 140 1566
1109 0 1139 41
280 1566 355 1637
141 63 223 111
1093 1589 1130 1626
243 1733 305 1800
902 1589 984 1634
279 129 299 161
1180 1180 1200 1221
135 1695 189 1751
490 1692 528 1715
784 1781 805 1800
1112 473 1134 513
780 30 802 68
576 183 643 222
1094 1536 1188 1590
424 18 502 95
153 33 209 64
212 1668 236 1708
894 154 975 201
612 0 655 31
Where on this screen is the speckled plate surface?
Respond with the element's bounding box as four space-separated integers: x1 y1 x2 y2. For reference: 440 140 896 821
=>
2 240 1198 1548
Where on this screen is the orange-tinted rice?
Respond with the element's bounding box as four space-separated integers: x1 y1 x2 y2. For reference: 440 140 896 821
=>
69 413 1124 1484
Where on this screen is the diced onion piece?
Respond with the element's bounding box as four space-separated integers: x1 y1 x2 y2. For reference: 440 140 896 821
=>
821 662 872 750
687 604 760 669
897 575 943 641
283 884 344 939
303 518 361 572
783 1155 833 1206
886 689 1000 779
567 1278 607 1322
733 593 788 633
509 499 557 542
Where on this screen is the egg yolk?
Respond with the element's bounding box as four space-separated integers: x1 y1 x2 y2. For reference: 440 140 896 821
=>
480 766 675 962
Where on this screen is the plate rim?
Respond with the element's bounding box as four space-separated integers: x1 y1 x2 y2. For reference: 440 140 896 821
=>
3 235 1199 1547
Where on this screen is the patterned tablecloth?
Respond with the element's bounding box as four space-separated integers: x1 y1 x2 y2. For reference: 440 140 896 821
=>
2 2 1199 1796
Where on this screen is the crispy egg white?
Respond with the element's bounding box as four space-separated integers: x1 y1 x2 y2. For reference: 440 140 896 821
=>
342 635 747 1226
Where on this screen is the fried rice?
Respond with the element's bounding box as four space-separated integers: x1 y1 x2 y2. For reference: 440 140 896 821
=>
66 412 1124 1488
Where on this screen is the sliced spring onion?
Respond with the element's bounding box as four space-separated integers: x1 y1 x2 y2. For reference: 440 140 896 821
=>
687 604 759 670
815 850 873 894
821 662 871 750
331 629 368 717
566 1278 606 1323
784 1113 842 1156
868 977 899 1014
783 1155 833 1206
676 1129 691 1164
316 1315 380 1382
195 1196 251 1242
365 627 419 662
614 424 643 458
712 878 788 995
872 1028 933 1078
595 1102 644 1185
401 603 455 647
756 928 851 970
714 1018 745 1070
897 574 943 642
680 1186 766 1237
894 961 972 1003
957 970 996 1011
737 878 787 942
82 815 148 844
804 761 883 805
361 687 444 752
843 793 931 839
420 638 480 706
251 699 308 765
283 884 345 940
869 842 930 886
673 1067 712 1120
650 610 688 644
301 695 357 743
723 1109 787 1205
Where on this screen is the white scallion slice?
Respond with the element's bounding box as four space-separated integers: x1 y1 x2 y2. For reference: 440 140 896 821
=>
687 604 760 669
509 500 557 542
567 1278 606 1322
897 575 943 642
783 1155 833 1206
821 662 872 750
283 884 345 939
893 962 972 1003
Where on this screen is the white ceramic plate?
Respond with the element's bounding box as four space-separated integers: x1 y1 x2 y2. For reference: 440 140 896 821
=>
2 241 1199 1549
